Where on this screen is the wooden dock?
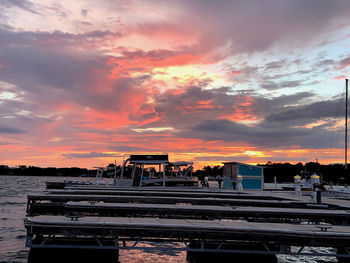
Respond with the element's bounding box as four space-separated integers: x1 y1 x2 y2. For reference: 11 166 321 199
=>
64 202 350 225
24 185 350 262
25 215 350 247
49 189 288 200
26 193 333 217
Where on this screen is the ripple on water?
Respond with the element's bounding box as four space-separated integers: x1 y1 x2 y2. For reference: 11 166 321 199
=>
0 202 26 206
0 249 29 263
277 246 338 263
119 248 186 263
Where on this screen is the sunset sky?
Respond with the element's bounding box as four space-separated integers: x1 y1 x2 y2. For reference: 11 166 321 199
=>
1 0 350 169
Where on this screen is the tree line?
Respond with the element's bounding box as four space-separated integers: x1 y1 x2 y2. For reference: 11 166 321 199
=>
1 162 350 184
0 165 96 177
198 162 350 184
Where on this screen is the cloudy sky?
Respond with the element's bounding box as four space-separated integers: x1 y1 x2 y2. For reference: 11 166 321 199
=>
0 0 350 168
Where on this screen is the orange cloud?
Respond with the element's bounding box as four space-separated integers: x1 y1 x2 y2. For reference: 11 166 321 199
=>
72 96 160 129
220 95 259 122
107 52 205 79
133 22 198 46
197 100 214 109
176 100 214 113
170 88 186 95
77 109 134 129
230 70 243 76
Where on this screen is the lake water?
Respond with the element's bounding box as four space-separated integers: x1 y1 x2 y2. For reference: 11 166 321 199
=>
0 176 338 263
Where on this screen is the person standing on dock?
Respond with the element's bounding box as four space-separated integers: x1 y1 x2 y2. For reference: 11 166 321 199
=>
204 176 209 188
232 180 236 190
216 175 223 188
236 175 243 191
294 175 302 197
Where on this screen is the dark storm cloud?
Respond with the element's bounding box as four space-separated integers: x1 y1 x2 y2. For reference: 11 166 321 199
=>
266 92 314 107
149 86 316 130
137 85 306 131
148 84 338 149
134 85 340 148
260 82 279 90
280 80 303 88
0 126 25 134
190 118 337 148
261 80 304 90
265 99 343 123
194 119 309 139
0 45 96 89
0 28 122 48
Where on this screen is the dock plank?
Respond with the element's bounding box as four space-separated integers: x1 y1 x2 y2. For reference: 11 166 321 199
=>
63 202 350 225
50 189 288 201
66 201 350 214
26 193 320 207
24 216 350 247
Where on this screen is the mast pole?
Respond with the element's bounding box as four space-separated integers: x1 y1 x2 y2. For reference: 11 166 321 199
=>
346 78 349 169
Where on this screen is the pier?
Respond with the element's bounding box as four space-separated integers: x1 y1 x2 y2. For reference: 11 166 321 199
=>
24 185 350 262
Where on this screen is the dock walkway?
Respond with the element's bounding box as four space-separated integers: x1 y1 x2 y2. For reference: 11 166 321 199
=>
64 201 350 225
50 189 288 200
25 215 350 245
24 185 350 261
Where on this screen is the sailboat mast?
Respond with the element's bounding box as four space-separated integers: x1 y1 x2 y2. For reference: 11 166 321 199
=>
346 78 349 169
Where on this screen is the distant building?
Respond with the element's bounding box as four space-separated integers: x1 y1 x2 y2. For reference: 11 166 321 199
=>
222 162 264 190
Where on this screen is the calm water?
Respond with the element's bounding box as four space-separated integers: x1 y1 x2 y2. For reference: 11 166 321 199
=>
0 176 338 263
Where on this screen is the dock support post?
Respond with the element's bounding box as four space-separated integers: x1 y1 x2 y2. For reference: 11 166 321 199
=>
316 190 321 204
163 162 166 187
139 163 145 187
336 247 350 262
186 241 277 263
131 162 137 181
28 247 119 263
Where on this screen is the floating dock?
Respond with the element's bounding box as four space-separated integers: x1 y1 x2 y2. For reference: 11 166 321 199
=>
24 185 350 262
63 202 350 225
48 189 289 200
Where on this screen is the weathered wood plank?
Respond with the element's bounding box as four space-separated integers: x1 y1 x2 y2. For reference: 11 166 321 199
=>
24 216 350 247
63 202 350 225
49 189 288 200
